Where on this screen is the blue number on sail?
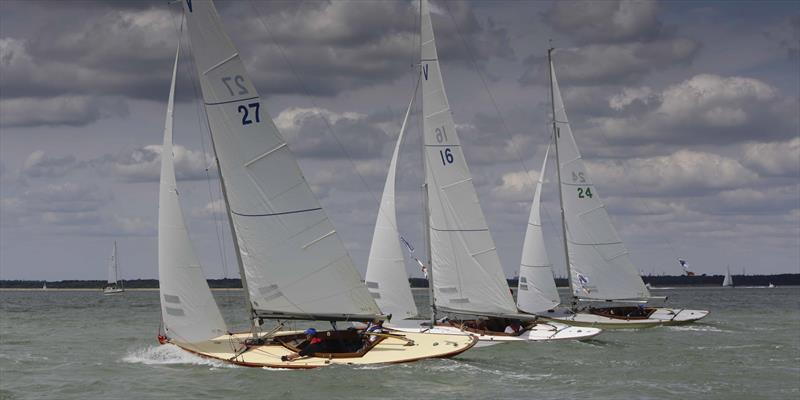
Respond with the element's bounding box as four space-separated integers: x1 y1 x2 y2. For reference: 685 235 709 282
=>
439 148 454 165
238 103 260 125
423 64 429 81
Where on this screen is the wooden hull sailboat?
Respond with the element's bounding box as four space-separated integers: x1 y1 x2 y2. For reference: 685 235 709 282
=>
155 0 476 368
103 241 124 295
536 49 708 329
364 0 600 344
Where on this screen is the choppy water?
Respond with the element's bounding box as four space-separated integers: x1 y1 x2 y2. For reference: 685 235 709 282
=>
1 287 798 400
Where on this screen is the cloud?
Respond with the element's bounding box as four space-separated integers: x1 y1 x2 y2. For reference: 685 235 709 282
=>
191 199 226 220
741 137 800 177
275 107 392 159
22 150 80 178
591 74 798 145
109 144 213 182
0 95 128 127
584 149 759 196
546 0 662 44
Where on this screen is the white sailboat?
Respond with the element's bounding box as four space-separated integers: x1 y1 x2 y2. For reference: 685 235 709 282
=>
538 49 708 328
371 0 600 343
156 0 475 368
103 241 124 295
722 267 734 287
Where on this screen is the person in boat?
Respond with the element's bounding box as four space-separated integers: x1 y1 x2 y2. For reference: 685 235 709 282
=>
504 320 522 334
365 318 384 342
282 328 324 362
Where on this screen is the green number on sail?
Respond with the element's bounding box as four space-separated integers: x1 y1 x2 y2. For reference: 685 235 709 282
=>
577 187 593 199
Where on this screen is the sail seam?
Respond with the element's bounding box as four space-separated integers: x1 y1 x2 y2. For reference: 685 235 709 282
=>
205 96 259 106
231 207 322 217
430 227 488 232
520 263 552 268
302 230 336 250
440 177 471 190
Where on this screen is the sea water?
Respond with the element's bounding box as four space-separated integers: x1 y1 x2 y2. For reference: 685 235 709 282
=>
1 287 798 400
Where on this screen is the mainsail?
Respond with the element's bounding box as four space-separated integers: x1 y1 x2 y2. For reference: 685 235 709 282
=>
722 267 733 287
516 145 561 314
158 44 227 343
108 241 118 285
365 80 420 321
420 0 517 316
182 0 381 321
550 58 650 301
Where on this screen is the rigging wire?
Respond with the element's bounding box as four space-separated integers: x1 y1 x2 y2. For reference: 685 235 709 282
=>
168 2 231 279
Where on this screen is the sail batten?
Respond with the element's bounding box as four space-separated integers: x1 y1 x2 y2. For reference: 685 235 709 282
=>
182 0 381 321
549 58 650 301
420 0 517 316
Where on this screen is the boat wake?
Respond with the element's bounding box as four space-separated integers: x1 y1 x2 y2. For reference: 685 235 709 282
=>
666 325 729 333
122 344 234 368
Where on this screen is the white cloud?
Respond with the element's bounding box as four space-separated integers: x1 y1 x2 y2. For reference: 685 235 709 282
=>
585 149 759 195
22 150 79 178
741 137 800 177
110 144 213 182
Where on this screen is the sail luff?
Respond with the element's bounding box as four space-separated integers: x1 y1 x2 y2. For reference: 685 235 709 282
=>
181 0 381 321
158 42 228 343
549 55 650 301
516 144 561 314
365 76 421 321
420 0 517 316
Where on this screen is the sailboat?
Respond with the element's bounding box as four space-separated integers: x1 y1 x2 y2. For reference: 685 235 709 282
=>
722 267 734 287
536 49 708 328
103 241 124 295
155 0 475 369
366 0 600 343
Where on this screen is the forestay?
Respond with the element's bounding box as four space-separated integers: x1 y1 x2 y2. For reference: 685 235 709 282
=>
516 145 561 314
182 0 381 320
550 60 649 301
158 44 227 343
365 79 420 321
420 0 517 316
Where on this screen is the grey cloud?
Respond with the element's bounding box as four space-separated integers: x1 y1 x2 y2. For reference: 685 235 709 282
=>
22 182 113 213
0 96 129 127
22 151 80 178
545 0 662 45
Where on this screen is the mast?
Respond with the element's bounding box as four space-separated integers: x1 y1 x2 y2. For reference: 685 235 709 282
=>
419 0 436 328
548 48 576 308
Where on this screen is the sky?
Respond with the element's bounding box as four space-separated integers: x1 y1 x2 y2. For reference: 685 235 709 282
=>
0 0 798 281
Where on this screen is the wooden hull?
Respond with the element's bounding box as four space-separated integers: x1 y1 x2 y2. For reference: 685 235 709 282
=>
167 330 477 369
539 307 710 329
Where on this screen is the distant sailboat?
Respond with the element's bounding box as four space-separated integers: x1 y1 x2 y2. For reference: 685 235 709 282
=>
536 49 708 328
369 0 600 343
722 267 734 287
42 282 47 290
103 241 124 295
155 0 475 368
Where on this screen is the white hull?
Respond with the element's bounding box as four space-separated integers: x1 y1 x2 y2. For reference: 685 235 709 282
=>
539 307 709 329
386 319 601 342
103 287 124 295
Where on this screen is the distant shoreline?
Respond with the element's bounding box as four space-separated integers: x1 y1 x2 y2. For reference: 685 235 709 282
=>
3 274 798 289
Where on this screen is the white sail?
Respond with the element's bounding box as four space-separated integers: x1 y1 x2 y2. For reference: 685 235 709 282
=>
107 241 117 284
550 59 650 301
420 0 517 316
182 0 380 320
158 44 227 343
722 267 733 287
365 81 419 321
517 145 560 313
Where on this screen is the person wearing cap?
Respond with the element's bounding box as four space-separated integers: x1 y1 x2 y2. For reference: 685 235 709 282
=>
282 328 324 362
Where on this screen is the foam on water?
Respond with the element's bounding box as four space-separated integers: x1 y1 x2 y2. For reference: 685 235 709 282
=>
122 344 233 368
665 325 730 333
